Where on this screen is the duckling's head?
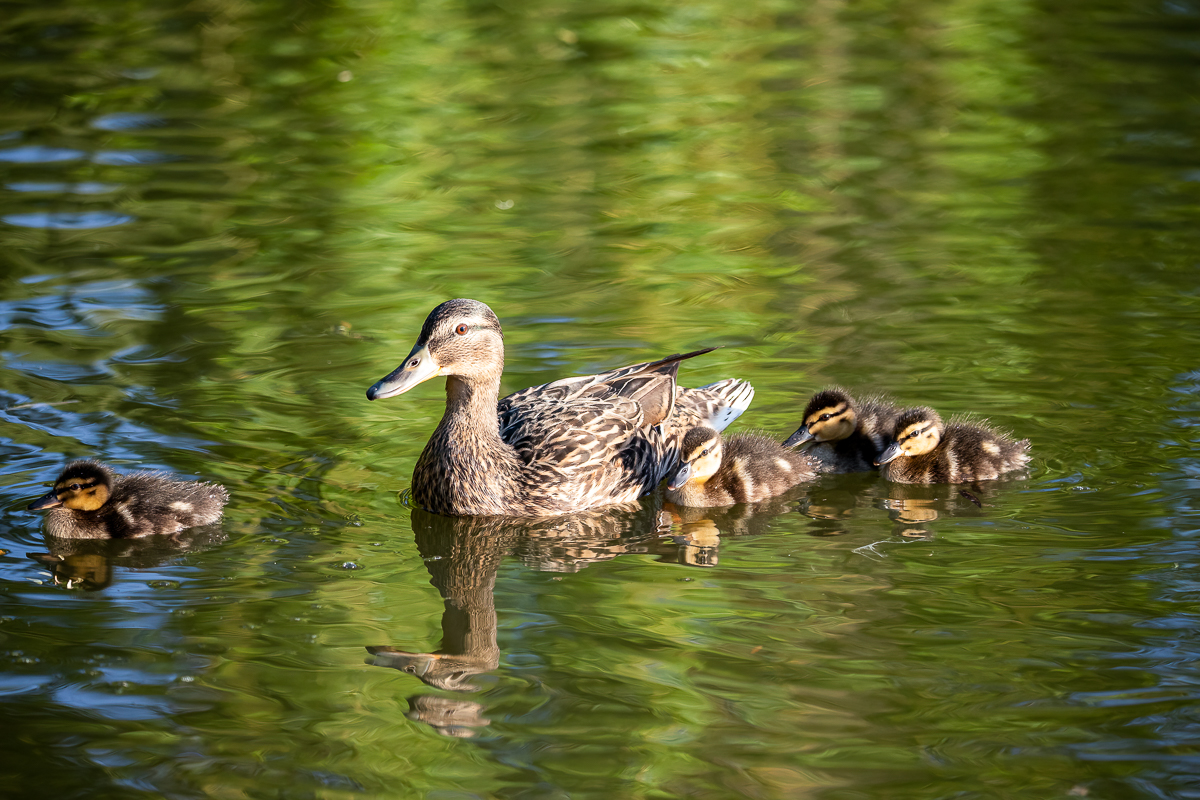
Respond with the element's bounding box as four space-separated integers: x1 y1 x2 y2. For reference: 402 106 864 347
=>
784 388 857 448
367 299 506 400
876 408 944 465
27 460 114 512
667 427 724 490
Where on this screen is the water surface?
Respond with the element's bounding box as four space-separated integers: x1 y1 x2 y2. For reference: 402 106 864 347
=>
2 0 1199 797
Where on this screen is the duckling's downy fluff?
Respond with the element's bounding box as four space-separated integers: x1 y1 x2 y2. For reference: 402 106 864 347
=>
666 427 820 507
876 407 1030 484
783 388 898 473
27 460 229 539
366 299 755 517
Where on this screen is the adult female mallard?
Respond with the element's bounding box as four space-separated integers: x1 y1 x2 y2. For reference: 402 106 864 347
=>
875 407 1030 484
783 387 899 472
27 460 229 539
366 299 754 517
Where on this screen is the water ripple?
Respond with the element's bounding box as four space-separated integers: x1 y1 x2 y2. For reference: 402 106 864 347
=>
2 212 135 229
91 150 176 166
0 145 86 163
5 182 123 194
90 113 166 131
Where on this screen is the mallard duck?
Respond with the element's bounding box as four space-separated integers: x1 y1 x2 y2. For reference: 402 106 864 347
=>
365 299 754 517
665 427 821 507
875 407 1030 483
783 387 899 472
27 460 229 539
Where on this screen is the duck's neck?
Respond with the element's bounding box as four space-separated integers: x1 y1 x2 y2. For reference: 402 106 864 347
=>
413 374 521 515
441 374 501 435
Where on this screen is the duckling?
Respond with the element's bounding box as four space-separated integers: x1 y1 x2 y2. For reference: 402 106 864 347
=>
875 407 1030 484
783 387 899 473
665 427 821 507
27 460 229 539
365 299 755 517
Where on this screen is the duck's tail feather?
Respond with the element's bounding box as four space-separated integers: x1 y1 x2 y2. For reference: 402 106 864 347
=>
697 378 755 432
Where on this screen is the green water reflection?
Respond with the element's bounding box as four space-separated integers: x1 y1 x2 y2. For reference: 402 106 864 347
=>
2 0 1199 797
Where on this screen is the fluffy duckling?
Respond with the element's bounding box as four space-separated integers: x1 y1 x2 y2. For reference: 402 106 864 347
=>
27 460 229 539
783 388 899 472
875 408 1030 484
666 427 820 507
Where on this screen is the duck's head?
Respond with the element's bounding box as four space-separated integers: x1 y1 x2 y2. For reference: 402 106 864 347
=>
667 427 724 490
366 299 505 400
784 388 857 448
28 460 113 512
876 408 944 465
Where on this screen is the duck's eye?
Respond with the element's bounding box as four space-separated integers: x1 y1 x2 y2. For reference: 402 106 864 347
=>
455 323 470 336
819 414 831 422
69 483 82 491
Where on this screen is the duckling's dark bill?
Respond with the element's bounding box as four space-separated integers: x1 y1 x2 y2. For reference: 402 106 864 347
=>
27 490 62 510
366 343 440 400
875 442 903 466
667 462 692 491
783 426 815 448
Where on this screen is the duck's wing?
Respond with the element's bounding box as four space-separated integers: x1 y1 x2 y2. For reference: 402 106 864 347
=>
501 392 644 468
499 392 657 512
499 347 715 428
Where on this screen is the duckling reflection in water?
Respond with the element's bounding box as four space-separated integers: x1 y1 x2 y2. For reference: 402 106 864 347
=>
783 388 899 473
27 459 228 538
875 408 1030 484
666 427 821 507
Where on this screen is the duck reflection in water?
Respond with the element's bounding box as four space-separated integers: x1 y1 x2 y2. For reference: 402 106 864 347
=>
657 482 850 566
367 504 669 737
875 481 990 539
27 526 228 591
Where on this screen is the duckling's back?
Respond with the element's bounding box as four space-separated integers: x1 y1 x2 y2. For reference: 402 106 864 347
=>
112 472 229 536
693 432 820 506
882 421 1029 484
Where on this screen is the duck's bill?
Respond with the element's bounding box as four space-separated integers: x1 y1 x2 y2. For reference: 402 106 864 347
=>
875 443 903 466
28 490 62 510
666 463 691 491
366 646 440 677
782 425 814 448
366 344 441 400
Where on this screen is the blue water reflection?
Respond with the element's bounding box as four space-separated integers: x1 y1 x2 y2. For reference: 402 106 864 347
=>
2 211 134 228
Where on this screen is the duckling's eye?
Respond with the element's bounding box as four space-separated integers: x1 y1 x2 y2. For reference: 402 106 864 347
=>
818 414 831 422
455 323 469 336
69 483 83 491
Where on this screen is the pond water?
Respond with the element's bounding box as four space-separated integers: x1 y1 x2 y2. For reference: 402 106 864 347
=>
2 0 1199 797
